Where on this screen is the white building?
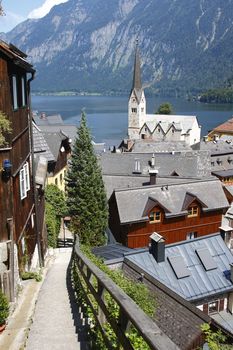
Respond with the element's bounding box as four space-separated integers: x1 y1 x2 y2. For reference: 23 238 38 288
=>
128 45 201 146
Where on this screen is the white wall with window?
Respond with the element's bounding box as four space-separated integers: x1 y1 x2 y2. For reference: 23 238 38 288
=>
20 162 30 200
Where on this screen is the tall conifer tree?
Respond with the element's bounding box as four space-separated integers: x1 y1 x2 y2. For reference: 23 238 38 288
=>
66 112 108 246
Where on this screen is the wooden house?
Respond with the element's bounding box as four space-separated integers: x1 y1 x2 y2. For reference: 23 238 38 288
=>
109 178 229 248
0 41 41 298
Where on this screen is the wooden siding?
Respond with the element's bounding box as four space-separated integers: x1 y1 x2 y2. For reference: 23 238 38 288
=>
0 48 37 268
109 197 225 248
0 149 13 241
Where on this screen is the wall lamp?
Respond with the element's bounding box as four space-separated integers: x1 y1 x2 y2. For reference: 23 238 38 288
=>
2 159 12 178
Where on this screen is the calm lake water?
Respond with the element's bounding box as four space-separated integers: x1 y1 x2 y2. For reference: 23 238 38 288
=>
31 95 233 143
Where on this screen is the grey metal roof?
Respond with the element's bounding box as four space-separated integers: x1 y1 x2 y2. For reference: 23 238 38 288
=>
32 123 55 162
100 151 211 178
113 178 228 224
92 243 135 261
124 234 233 301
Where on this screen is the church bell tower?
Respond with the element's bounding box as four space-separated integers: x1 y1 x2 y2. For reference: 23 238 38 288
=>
128 42 146 140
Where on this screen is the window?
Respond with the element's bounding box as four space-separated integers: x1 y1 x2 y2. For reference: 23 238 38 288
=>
158 128 160 133
149 211 161 223
24 162 30 191
60 173 63 184
172 129 175 134
12 75 18 109
187 206 198 217
141 108 144 112
208 301 219 314
21 76 26 106
131 108 137 113
20 162 30 200
55 178 58 186
186 232 197 240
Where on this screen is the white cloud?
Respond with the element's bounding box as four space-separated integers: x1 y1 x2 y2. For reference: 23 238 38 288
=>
0 11 25 33
28 0 69 19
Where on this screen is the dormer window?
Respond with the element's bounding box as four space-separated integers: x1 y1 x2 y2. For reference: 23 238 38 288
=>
187 206 198 218
149 211 161 223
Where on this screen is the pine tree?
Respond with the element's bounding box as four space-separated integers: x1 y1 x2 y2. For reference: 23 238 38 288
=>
66 112 108 246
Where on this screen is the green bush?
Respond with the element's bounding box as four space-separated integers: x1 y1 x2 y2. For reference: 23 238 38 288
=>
72 245 156 349
0 290 9 325
21 271 42 282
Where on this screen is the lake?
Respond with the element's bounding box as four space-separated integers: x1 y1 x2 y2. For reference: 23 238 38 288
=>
31 95 233 143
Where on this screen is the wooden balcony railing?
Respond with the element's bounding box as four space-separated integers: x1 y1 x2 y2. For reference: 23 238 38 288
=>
73 241 179 350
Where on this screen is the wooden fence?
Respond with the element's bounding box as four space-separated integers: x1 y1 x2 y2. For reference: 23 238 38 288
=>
73 241 180 350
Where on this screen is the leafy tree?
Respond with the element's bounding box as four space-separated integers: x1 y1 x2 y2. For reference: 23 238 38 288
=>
66 112 108 246
45 184 67 247
201 324 232 350
155 102 173 115
45 184 67 217
0 111 11 147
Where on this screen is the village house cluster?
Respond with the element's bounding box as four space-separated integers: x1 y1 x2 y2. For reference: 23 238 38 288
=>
2 40 233 348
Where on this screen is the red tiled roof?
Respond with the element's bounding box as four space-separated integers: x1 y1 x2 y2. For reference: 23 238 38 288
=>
212 117 233 133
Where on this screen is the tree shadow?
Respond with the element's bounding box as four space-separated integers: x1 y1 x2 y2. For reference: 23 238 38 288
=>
66 255 90 350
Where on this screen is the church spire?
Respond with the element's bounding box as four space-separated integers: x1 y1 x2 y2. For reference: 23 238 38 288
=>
132 40 142 91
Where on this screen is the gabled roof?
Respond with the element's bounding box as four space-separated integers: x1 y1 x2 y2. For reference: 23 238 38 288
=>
0 40 35 73
182 192 207 211
142 197 171 217
33 123 55 162
113 179 228 224
43 131 68 161
124 233 233 301
144 114 198 135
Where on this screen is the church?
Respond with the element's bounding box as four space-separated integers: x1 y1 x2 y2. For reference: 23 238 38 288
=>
128 45 201 146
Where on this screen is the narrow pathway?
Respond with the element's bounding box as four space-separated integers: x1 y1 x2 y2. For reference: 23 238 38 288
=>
26 249 88 350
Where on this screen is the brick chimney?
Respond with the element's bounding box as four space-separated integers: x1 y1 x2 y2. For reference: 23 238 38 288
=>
149 169 158 185
150 232 165 263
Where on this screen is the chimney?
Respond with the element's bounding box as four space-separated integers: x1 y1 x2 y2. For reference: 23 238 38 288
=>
151 153 155 168
149 169 158 185
150 232 165 263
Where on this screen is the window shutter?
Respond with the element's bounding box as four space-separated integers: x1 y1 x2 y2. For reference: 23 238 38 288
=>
21 77 26 106
20 168 26 199
24 162 30 192
12 76 18 109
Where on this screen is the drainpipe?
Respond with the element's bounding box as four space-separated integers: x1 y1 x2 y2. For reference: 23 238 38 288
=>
27 71 44 267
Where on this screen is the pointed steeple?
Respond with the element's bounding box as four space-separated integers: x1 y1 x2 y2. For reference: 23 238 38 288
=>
132 40 142 91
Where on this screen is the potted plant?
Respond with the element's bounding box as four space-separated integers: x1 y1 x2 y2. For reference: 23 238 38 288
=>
0 290 9 332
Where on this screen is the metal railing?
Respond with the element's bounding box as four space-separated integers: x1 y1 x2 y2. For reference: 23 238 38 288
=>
73 241 179 350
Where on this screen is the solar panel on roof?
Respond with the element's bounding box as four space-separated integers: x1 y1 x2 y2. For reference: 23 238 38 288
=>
167 256 190 279
196 248 217 271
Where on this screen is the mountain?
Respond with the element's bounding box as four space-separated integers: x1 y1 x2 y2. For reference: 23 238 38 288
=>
4 0 233 95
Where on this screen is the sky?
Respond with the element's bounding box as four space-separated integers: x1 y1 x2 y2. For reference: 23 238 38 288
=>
0 0 68 33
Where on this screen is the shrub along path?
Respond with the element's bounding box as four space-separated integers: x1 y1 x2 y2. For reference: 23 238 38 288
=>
26 248 88 350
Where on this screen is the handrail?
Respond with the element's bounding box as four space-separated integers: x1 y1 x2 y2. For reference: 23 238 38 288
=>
73 241 180 350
